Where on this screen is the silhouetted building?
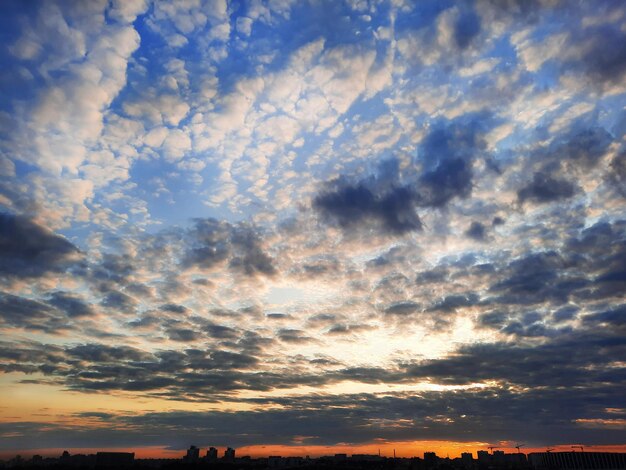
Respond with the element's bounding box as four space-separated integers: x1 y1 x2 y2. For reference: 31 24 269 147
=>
224 447 236 461
352 454 384 462
507 453 528 466
424 452 438 467
206 447 218 461
462 453 474 466
477 451 490 464
96 452 135 466
269 456 283 468
184 446 200 463
529 452 626 469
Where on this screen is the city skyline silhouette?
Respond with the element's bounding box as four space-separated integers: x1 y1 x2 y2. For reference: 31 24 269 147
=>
1 0 625 462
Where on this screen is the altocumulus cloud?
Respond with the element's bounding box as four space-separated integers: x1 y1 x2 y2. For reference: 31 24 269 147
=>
0 0 625 455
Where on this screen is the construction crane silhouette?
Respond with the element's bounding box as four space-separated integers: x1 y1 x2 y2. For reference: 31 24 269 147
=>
515 444 525 454
572 446 584 452
488 447 500 454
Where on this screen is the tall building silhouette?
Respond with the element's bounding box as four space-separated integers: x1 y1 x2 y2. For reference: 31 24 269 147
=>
424 452 438 467
477 450 490 463
207 447 218 461
224 447 236 461
185 445 200 462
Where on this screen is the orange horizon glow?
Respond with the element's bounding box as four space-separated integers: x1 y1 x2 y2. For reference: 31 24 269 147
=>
3 442 626 461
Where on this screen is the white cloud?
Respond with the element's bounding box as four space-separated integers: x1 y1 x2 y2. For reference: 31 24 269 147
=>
3 0 146 227
162 129 192 161
109 0 148 23
236 17 254 37
123 92 191 126
0 155 16 177
144 126 169 148
512 31 568 73
458 58 500 77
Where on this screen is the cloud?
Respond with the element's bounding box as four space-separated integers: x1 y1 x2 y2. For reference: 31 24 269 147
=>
567 25 626 87
313 116 492 235
384 301 421 316
47 291 94 318
182 219 231 269
183 219 276 276
100 290 137 314
314 179 422 235
0 212 80 279
428 293 479 313
608 151 626 196
465 221 487 240
415 117 489 207
0 292 68 333
554 127 613 169
518 172 577 204
229 225 276 276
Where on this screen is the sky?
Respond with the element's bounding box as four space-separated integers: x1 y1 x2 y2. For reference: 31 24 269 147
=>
1 0 626 460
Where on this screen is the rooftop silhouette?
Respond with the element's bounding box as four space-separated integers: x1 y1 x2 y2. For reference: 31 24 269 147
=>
2 447 626 470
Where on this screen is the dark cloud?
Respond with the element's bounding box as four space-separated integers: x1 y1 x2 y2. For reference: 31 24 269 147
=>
47 291 94 318
182 218 230 268
0 212 79 278
552 305 579 322
554 127 612 168
608 151 626 196
478 310 507 328
416 116 490 206
204 322 239 339
298 255 341 277
183 219 275 276
307 313 337 324
2 377 626 451
487 251 567 305
416 266 449 284
428 293 479 312
313 179 422 235
266 313 291 319
571 25 626 86
465 221 486 240
514 125 612 207
404 329 626 388
100 290 136 314
384 301 421 315
166 327 201 342
583 304 626 331
313 116 492 235
277 328 314 343
67 344 153 363
161 303 187 313
366 246 407 268
418 157 473 207
229 225 276 276
326 323 371 335
518 172 577 204
0 292 69 333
